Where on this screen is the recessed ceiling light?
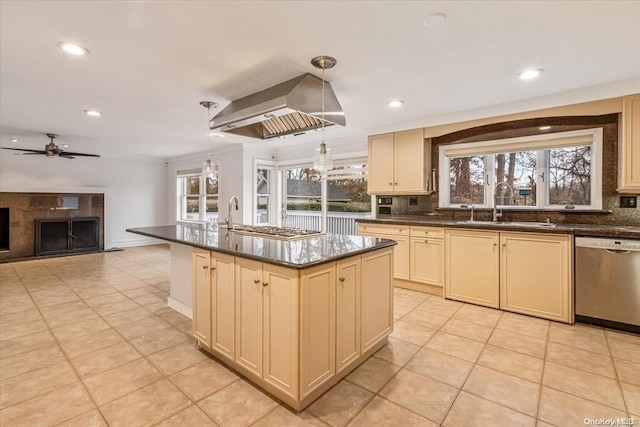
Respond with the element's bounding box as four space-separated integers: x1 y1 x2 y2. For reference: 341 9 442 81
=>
208 132 224 138
84 110 101 117
423 13 447 27
58 42 90 56
518 69 543 80
278 136 286 139
62 144 69 148
539 126 551 130
10 138 18 142
388 100 404 108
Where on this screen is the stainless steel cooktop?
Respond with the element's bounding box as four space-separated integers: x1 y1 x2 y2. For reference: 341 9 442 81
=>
229 225 323 240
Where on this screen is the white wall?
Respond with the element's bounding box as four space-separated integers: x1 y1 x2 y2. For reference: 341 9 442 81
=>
0 153 167 248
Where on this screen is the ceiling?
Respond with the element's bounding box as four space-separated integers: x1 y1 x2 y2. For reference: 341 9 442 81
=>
1 1 639 160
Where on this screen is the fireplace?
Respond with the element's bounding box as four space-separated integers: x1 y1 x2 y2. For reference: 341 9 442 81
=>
0 208 8 251
36 217 100 256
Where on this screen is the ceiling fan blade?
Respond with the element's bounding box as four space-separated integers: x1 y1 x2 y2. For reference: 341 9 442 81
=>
61 151 100 157
58 154 75 159
1 147 47 154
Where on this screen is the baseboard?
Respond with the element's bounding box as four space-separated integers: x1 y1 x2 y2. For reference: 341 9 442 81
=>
168 297 192 319
394 278 444 297
110 237 164 248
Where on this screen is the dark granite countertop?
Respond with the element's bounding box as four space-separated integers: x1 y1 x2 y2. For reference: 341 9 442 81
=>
357 216 640 239
127 224 396 269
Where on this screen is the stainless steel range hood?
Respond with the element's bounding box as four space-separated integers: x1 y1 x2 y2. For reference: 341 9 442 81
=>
209 73 345 139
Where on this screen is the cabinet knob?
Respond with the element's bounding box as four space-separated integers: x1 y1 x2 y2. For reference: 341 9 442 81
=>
253 278 260 284
389 182 392 186
502 243 506 247
262 282 269 287
202 265 208 270
339 277 345 282
210 266 215 270
394 182 398 185
493 243 497 247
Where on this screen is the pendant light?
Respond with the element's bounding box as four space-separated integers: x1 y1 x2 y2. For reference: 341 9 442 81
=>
200 101 218 177
312 56 336 172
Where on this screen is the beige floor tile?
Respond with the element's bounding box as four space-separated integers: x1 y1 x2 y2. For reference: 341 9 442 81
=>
405 347 473 388
0 361 78 409
147 342 208 375
607 335 640 363
542 361 625 410
0 296 36 315
306 380 373 427
348 395 437 427
538 386 628 426
425 331 485 362
252 405 326 427
70 341 142 379
440 318 494 343
112 314 169 339
463 365 540 416
495 312 549 340
0 318 48 341
346 356 401 392
84 358 163 405
46 308 100 329
58 327 124 359
414 297 462 317
380 369 457 424
390 320 436 345
129 326 191 355
169 359 238 401
393 303 413 320
477 345 544 383
154 405 217 427
100 378 191 427
443 391 535 427
158 309 191 326
53 409 107 427
174 318 194 336
93 299 141 316
394 292 429 309
548 323 609 355
536 421 556 427
546 341 616 378
488 328 547 358
401 309 450 329
83 292 128 307
606 330 640 345
102 306 152 326
452 304 502 328
0 330 57 359
72 284 117 300
621 382 640 416
614 358 640 387
39 300 88 318
373 337 421 366
0 308 42 327
51 316 110 341
0 383 95 427
0 344 66 380
198 380 279 427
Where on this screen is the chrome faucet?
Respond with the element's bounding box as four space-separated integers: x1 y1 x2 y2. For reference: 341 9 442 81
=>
225 195 239 230
493 182 514 222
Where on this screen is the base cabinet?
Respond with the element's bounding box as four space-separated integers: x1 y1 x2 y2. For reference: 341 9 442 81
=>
193 250 212 347
361 249 393 352
357 224 409 280
335 257 361 375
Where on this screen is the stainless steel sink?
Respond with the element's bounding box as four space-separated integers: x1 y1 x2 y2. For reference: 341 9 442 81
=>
455 220 556 228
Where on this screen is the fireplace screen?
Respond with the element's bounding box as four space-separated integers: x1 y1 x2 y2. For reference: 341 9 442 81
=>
36 217 99 256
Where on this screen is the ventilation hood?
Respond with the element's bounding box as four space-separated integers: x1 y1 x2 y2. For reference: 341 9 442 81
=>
209 73 345 139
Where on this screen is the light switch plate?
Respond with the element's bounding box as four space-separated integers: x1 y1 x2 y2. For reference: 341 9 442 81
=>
620 196 637 208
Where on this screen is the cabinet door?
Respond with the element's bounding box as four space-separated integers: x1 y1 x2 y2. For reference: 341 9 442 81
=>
445 229 500 308
368 133 395 194
235 258 263 379
394 128 425 193
263 264 299 399
619 94 640 193
361 248 393 353
500 233 572 322
211 252 235 362
392 235 410 280
410 238 443 287
336 256 361 375
192 249 211 347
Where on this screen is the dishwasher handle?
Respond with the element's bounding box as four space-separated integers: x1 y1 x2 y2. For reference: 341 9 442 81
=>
604 249 632 254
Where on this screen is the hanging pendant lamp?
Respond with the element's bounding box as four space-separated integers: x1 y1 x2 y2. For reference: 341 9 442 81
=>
312 56 336 172
200 101 218 177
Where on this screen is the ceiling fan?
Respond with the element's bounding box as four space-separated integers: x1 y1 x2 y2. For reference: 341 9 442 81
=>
1 133 100 159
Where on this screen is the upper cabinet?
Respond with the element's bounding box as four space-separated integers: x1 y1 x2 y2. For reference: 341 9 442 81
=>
368 129 431 195
619 93 640 193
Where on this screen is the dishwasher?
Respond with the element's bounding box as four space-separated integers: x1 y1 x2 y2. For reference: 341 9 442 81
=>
575 237 640 333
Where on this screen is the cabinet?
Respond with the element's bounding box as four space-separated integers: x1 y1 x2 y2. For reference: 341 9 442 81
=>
335 256 361 375
357 223 409 280
193 249 212 347
368 128 431 195
618 93 640 193
445 229 500 308
410 226 444 288
361 248 393 352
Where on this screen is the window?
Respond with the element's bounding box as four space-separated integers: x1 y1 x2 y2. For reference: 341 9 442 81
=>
255 162 275 225
439 128 602 210
177 167 219 222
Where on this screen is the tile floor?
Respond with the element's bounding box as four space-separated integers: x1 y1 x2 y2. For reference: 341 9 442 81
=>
1 244 639 426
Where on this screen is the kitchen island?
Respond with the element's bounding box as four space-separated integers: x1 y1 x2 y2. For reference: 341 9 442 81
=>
127 224 396 411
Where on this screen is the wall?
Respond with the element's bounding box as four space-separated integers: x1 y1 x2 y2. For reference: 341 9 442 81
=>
0 153 168 249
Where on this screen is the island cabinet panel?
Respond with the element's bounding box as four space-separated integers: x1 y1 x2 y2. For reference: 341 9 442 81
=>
211 252 236 362
235 258 264 379
357 224 410 280
335 256 361 375
361 248 393 353
300 264 336 398
193 249 211 348
445 230 500 308
500 233 572 323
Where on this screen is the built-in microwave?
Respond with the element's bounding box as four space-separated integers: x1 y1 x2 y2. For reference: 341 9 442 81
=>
377 197 392 215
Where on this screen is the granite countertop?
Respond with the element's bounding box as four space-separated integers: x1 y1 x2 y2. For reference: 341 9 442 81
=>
357 216 640 239
127 224 396 269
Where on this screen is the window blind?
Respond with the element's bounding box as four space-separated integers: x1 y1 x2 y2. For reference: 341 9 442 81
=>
443 134 594 158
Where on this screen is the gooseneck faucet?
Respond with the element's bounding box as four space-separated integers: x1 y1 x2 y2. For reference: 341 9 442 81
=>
493 182 514 222
225 195 239 230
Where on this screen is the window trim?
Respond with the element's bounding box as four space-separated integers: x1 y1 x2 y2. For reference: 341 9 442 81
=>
439 128 603 210
176 165 219 223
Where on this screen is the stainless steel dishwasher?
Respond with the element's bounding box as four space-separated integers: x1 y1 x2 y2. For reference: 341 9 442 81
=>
575 237 640 333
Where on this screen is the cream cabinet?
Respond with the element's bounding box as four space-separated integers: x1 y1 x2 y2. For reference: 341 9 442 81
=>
192 249 212 347
335 256 361 375
500 232 572 323
357 223 409 279
445 229 500 308
361 248 394 353
368 128 431 195
210 253 235 362
618 93 640 193
410 226 444 289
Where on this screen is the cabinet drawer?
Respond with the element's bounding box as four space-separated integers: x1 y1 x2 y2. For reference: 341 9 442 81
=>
410 226 444 239
357 224 410 236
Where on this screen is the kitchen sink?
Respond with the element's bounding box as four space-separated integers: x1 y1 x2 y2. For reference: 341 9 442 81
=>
455 220 556 228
